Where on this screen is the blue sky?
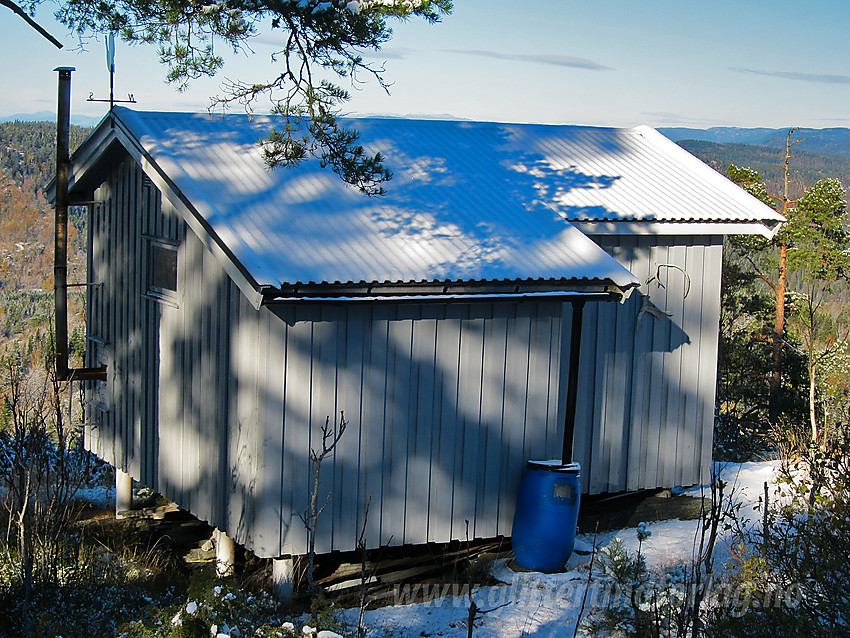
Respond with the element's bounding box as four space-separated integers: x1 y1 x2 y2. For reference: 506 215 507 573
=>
3 0 850 128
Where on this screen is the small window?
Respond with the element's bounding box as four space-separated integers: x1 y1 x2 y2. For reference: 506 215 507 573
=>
150 243 178 292
145 237 179 303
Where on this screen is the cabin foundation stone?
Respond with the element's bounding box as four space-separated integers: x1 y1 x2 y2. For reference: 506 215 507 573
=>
115 468 133 518
272 557 295 601
214 529 236 578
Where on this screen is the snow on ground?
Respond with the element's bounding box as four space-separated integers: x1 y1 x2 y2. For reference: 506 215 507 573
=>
342 460 783 638
76 483 115 510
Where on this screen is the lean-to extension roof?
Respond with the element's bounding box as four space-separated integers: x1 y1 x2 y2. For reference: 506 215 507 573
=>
547 124 784 235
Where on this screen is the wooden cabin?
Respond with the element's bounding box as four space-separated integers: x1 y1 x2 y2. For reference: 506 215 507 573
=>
63 109 782 564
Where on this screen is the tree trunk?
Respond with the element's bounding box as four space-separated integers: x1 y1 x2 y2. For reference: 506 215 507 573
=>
809 362 818 445
769 243 788 421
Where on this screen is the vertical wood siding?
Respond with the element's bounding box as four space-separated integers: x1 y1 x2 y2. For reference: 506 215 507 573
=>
240 302 565 556
86 157 567 556
572 234 723 494
87 156 721 559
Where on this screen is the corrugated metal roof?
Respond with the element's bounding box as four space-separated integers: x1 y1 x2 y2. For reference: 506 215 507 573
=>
92 110 777 292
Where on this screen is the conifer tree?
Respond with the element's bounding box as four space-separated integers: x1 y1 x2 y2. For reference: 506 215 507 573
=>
8 0 452 194
728 130 849 437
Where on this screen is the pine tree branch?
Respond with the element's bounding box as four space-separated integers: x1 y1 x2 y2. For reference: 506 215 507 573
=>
1 0 63 48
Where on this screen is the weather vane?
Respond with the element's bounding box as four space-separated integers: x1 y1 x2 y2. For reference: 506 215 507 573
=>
87 33 137 109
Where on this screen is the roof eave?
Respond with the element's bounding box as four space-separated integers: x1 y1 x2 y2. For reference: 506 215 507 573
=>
569 220 783 239
261 278 638 305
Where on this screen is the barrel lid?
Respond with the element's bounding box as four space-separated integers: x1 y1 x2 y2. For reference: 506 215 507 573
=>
527 459 581 473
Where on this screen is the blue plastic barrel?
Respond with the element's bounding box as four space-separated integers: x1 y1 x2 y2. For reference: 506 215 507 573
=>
511 460 581 572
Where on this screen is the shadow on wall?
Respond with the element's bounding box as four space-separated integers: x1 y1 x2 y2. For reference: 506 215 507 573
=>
96 232 710 559
88 136 713 561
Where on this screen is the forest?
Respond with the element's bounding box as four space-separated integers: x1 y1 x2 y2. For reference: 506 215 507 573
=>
0 121 847 636
679 138 850 202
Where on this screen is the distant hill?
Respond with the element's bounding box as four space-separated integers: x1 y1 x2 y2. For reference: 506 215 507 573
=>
0 121 92 194
677 139 850 202
0 112 104 126
0 121 89 295
660 126 850 159
660 127 779 145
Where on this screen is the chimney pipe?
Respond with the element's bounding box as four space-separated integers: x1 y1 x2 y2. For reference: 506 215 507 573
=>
54 66 74 381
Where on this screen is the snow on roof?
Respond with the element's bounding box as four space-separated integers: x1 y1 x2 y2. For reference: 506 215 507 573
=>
75 110 778 295
88 108 649 294
548 124 785 226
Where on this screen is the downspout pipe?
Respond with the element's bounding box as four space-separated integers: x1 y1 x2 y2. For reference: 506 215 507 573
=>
561 300 585 465
54 67 74 382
